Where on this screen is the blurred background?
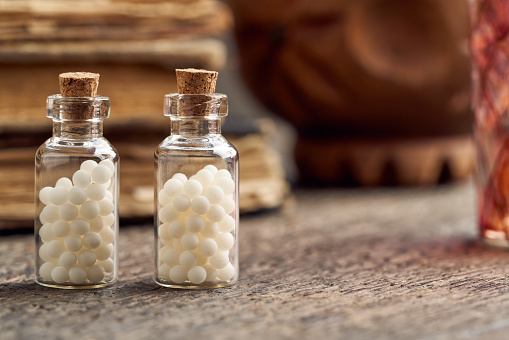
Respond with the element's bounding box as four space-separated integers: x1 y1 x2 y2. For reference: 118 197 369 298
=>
0 0 474 231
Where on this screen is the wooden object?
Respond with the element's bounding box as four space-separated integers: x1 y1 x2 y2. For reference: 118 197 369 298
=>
3 183 504 339
59 72 100 98
176 68 218 94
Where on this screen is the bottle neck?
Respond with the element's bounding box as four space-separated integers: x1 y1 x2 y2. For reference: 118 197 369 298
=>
53 120 104 140
170 117 221 137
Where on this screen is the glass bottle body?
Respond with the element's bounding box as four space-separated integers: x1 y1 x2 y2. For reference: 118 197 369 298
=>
35 96 119 288
155 94 239 288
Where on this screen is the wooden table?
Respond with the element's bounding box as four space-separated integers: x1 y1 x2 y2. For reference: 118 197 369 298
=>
2 182 509 339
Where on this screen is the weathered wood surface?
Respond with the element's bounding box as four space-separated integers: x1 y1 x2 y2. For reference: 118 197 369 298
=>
3 182 509 339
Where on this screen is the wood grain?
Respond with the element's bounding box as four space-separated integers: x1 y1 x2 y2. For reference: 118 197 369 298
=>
3 182 509 339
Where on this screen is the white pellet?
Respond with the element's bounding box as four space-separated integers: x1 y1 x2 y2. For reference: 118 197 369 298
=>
167 221 186 239
51 220 70 237
91 165 112 184
87 183 106 201
69 266 87 284
59 251 77 268
203 264 217 282
195 169 214 188
80 160 98 173
101 179 112 190
158 189 172 206
98 198 114 216
41 204 60 223
71 218 90 235
179 250 198 268
99 159 115 173
97 259 114 273
183 179 202 198
159 204 180 223
188 266 207 284
99 227 114 244
204 165 218 175
39 223 55 243
89 216 104 232
46 239 65 258
172 173 188 184
164 178 183 197
59 203 78 221
95 244 113 261
215 169 231 179
207 205 225 223
169 265 188 283
185 215 205 233
104 190 113 201
55 177 73 190
204 185 224 205
38 243 53 262
80 201 100 220
83 232 102 249
161 248 180 266
39 262 56 281
102 213 115 228
191 196 210 215
218 214 235 233
73 169 92 188
216 177 235 195
78 249 97 267
158 263 171 281
172 194 191 212
216 232 234 251
64 234 83 252
39 186 53 205
201 221 219 238
181 233 199 250
87 265 105 283
49 186 68 206
198 238 218 257
68 187 87 205
220 197 235 215
210 251 229 269
51 266 69 283
158 223 172 241
217 263 236 281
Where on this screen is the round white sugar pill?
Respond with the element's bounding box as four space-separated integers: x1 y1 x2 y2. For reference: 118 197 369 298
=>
201 221 219 238
87 183 106 201
72 170 92 188
41 204 60 223
97 259 114 273
49 186 68 206
172 238 185 251
181 233 199 250
68 187 87 205
80 160 98 173
216 177 235 195
186 215 205 234
51 266 69 283
167 221 186 239
69 266 87 284
191 196 210 215
169 265 188 283
188 266 206 284
56 177 73 190
207 205 225 223
179 250 198 268
172 194 191 212
199 238 218 257
172 173 188 184
59 203 78 221
158 223 172 241
210 251 229 269
164 178 183 197
59 251 77 268
104 190 113 201
204 185 224 205
216 232 234 251
203 264 217 282
38 243 53 262
71 218 90 235
95 244 113 261
204 165 219 175
39 214 49 225
101 179 112 190
98 198 114 216
102 213 115 228
78 249 97 267
215 169 231 179
91 165 112 184
87 265 105 283
99 159 115 173
64 234 82 252
46 239 65 258
220 197 235 215
159 204 180 223
158 189 172 206
39 262 57 281
196 169 214 188
39 186 53 205
83 232 102 249
161 248 180 266
183 179 203 198
218 214 235 233
158 263 171 280
217 263 236 281
80 201 100 220
39 223 55 243
52 220 70 237
89 216 104 232
99 227 115 244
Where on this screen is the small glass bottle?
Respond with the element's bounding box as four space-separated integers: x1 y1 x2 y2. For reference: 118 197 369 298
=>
155 70 239 288
35 72 118 288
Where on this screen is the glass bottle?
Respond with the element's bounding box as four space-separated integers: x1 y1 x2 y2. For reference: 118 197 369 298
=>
155 93 239 288
35 95 119 288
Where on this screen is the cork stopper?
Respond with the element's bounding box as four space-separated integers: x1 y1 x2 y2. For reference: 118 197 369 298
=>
176 68 218 94
59 72 100 97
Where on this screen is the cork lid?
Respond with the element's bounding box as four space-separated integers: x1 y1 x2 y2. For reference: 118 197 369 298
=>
59 72 100 97
176 68 218 94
